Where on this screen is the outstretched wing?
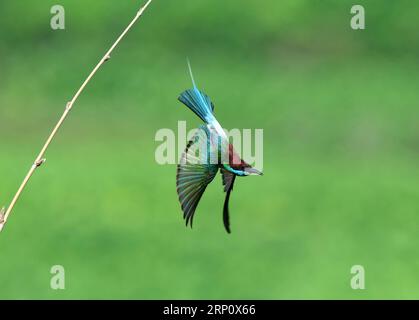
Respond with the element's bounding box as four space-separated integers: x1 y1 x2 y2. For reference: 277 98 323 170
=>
221 168 236 233
176 126 218 228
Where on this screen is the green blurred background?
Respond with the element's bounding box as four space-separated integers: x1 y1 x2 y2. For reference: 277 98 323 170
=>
0 0 418 299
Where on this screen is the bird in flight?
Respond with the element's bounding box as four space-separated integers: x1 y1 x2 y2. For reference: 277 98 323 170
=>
176 61 263 233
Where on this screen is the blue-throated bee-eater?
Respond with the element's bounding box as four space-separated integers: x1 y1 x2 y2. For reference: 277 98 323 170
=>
176 61 263 233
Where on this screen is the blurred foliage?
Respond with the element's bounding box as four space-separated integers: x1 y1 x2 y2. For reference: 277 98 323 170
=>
0 0 418 299
1 0 419 57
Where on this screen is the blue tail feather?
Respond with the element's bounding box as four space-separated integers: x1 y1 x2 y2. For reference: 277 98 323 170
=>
178 88 215 123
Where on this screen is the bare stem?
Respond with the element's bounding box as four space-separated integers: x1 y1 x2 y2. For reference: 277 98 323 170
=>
0 0 153 233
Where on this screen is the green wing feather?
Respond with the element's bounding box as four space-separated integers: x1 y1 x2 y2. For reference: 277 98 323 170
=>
176 126 218 228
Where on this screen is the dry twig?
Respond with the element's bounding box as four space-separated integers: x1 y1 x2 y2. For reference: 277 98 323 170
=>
0 0 153 233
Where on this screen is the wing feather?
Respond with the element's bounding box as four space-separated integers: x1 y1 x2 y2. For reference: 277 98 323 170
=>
221 168 236 233
176 126 218 228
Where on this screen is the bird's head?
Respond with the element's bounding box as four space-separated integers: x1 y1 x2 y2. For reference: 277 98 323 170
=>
227 145 264 176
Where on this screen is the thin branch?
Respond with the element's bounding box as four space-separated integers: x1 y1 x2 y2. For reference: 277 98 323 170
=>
0 0 154 233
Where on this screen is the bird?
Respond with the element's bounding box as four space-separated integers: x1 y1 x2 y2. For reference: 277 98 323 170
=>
176 61 263 233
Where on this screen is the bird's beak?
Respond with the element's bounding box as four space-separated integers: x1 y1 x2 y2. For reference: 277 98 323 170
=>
244 167 263 176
